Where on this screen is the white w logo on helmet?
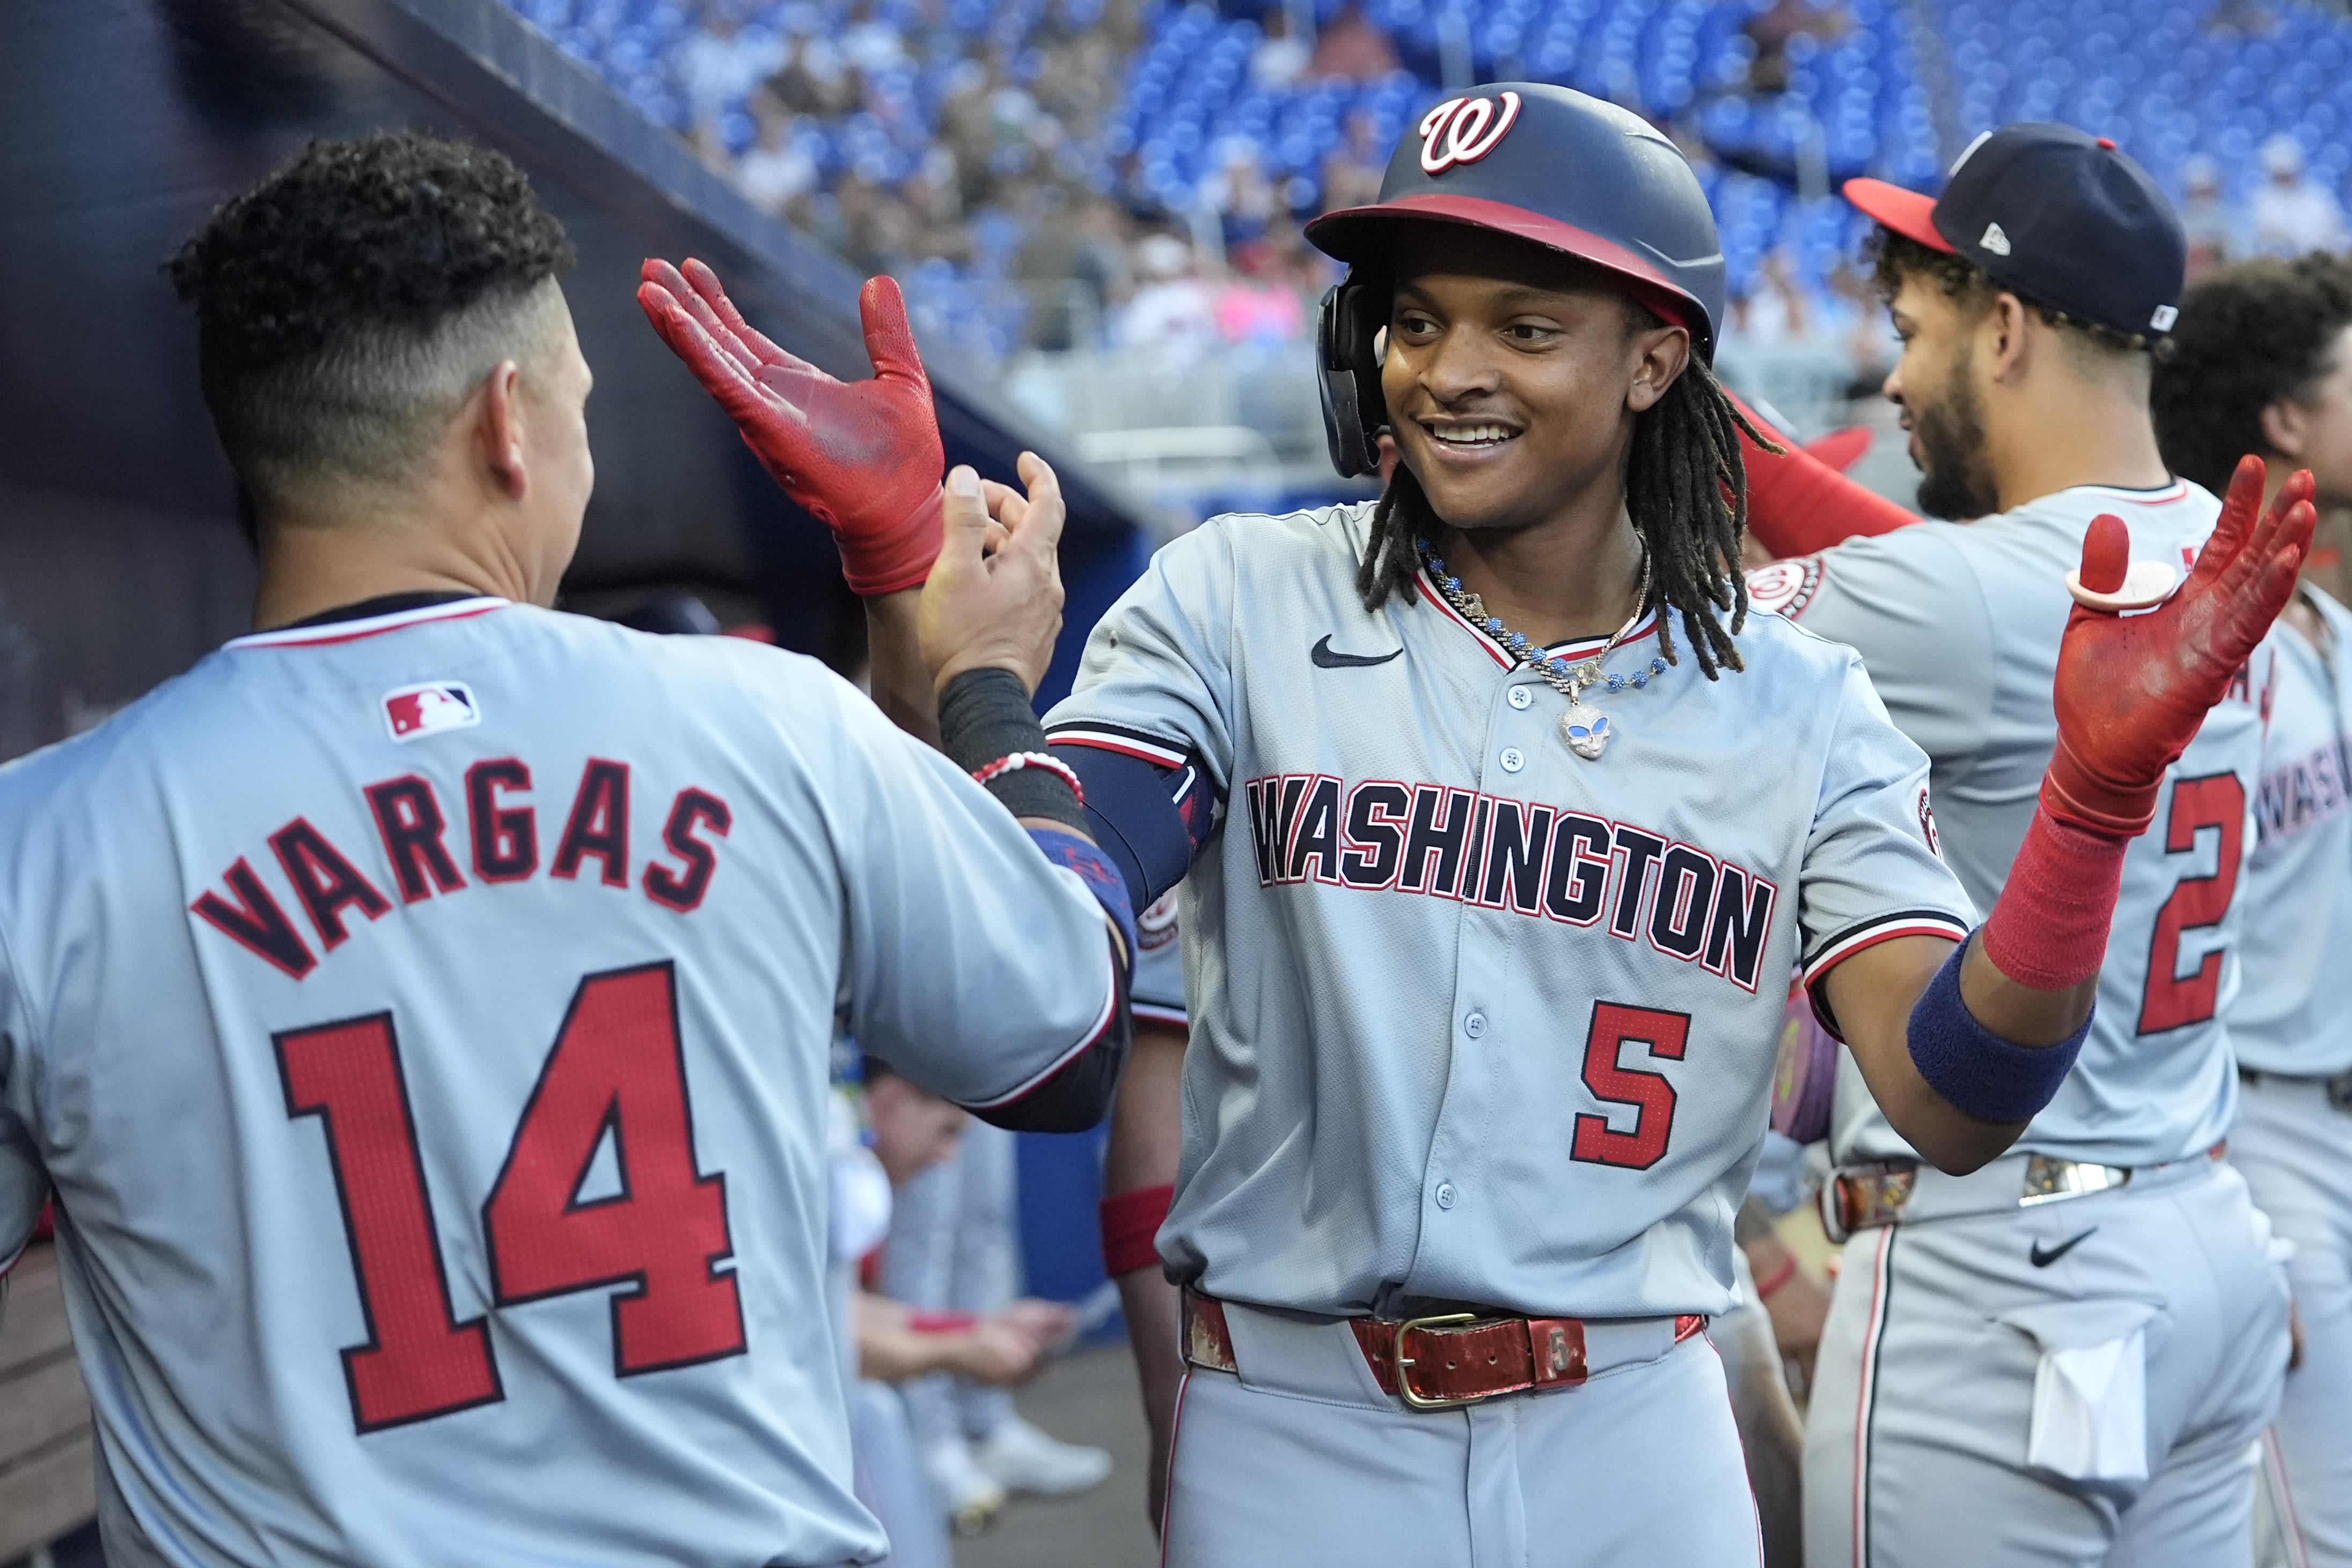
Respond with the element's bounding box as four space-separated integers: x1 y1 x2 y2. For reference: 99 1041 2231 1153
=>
1418 92 1523 175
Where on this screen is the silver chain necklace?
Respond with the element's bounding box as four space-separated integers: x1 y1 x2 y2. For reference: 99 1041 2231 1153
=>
1418 538 1668 760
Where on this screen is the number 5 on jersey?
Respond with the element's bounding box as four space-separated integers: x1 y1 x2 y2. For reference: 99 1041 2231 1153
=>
276 961 744 1433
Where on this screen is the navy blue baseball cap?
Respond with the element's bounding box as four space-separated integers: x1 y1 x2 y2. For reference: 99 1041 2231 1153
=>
1845 123 2186 343
1306 83 1728 362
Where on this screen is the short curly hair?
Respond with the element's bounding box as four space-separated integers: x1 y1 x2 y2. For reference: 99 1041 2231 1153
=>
2151 253 2352 495
168 130 575 514
1865 225 2155 361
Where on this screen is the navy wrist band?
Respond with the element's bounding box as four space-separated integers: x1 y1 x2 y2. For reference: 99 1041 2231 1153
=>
1906 936 2089 1124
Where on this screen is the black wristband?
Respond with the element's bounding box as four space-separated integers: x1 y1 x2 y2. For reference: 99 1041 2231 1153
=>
936 668 1086 830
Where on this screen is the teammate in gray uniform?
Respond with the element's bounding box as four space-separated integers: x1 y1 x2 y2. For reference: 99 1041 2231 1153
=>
2153 252 2352 1567
1738 126 2305 1567
0 133 1136 1568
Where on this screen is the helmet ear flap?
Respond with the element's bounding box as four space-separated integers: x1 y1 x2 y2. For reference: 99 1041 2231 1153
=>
1317 275 1388 479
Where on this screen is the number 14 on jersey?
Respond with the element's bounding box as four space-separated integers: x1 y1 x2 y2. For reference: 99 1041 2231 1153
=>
275 961 745 1432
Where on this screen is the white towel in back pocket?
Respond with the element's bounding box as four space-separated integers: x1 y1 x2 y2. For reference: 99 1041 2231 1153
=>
1997 1299 2162 1485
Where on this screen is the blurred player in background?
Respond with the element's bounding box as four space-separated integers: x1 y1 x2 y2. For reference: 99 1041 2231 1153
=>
2153 250 2352 1568
0 130 1135 1568
882 1111 1111 1528
1738 124 2302 1567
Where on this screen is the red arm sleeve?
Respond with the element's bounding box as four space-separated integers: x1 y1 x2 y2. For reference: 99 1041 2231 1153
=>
1732 393 1922 559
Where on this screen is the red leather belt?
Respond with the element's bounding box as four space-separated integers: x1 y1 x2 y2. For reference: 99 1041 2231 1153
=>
1182 1292 1705 1410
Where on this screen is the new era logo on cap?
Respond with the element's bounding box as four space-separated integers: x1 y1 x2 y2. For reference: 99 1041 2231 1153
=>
2151 304 2179 331
383 681 480 742
1979 222 2012 256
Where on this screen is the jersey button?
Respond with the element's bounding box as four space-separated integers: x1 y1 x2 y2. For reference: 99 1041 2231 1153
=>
1499 747 1526 773
1508 685 1534 710
1435 1182 1457 1211
1463 1010 1487 1039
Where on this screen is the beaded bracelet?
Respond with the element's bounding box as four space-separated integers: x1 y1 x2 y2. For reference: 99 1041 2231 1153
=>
972 750 1085 807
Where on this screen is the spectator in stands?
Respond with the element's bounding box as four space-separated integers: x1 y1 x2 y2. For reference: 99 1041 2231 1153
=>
1306 3 1400 80
1321 107 1388 214
2251 135 2347 257
768 32 856 118
1015 190 1127 351
678 1 788 131
1214 238 1308 346
838 0 906 75
737 92 818 219
1250 8 1312 89
1117 233 1220 364
2179 153 2239 279
1202 138 1279 249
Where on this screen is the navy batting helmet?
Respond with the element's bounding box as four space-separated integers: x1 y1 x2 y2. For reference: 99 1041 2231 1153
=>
1304 83 1726 478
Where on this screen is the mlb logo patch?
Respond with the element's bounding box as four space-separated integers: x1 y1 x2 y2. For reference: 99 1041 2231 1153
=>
383 681 480 743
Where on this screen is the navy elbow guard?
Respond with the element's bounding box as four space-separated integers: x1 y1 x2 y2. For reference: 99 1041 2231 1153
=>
1905 938 2089 1124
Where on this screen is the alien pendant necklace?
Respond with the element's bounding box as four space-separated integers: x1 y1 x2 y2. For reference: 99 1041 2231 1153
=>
1418 539 1668 760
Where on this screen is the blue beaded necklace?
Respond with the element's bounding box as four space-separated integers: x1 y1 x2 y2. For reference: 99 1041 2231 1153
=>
1418 537 1668 760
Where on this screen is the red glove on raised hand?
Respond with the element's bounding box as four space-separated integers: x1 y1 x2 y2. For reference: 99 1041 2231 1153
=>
1728 390 1918 559
2045 456 2315 839
638 258 945 595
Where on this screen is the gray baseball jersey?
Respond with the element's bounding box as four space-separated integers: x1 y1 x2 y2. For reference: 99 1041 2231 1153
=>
1046 502 1971 1322
1750 480 2272 1169
0 597 1117 1568
2234 583 2352 1075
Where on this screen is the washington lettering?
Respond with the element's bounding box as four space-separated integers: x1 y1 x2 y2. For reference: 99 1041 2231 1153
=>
1241 773 1777 992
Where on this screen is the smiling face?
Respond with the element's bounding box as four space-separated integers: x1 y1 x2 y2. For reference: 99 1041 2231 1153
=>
1379 224 1688 537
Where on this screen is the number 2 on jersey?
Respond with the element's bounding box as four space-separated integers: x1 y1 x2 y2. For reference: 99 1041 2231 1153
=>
2137 773 2246 1035
276 962 744 1432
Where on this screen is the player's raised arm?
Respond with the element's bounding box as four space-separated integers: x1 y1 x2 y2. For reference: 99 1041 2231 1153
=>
638 257 946 740
1829 458 2314 1171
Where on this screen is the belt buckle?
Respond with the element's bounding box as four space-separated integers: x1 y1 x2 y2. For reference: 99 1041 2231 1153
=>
2019 1154 2130 1206
1832 1162 1916 1234
1392 1311 1482 1410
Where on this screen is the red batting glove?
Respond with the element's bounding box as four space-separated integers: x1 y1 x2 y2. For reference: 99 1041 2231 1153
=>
2044 457 2315 838
1729 390 1919 559
638 258 946 595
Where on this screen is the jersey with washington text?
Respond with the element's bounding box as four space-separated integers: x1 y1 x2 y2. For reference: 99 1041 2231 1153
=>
0 599 1116 1568
2234 585 2352 1076
1753 480 2269 1168
1046 503 1972 1321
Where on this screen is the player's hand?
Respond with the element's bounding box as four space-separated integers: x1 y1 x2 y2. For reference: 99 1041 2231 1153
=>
997 1296 1082 1353
920 455 1066 695
636 258 945 595
953 1315 1051 1384
2045 457 2313 837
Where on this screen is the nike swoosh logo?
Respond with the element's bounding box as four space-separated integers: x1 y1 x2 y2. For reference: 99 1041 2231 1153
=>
1310 635 1403 669
2029 1227 2098 1267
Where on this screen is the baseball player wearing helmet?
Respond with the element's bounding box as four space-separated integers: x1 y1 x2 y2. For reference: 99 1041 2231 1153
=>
1739 126 2307 1567
2153 251 2352 1567
0 133 1139 1567
661 84 2303 1562
1035 89 2297 1565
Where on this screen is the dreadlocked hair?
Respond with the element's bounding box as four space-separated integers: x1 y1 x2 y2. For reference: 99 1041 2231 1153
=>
1353 346 1780 679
